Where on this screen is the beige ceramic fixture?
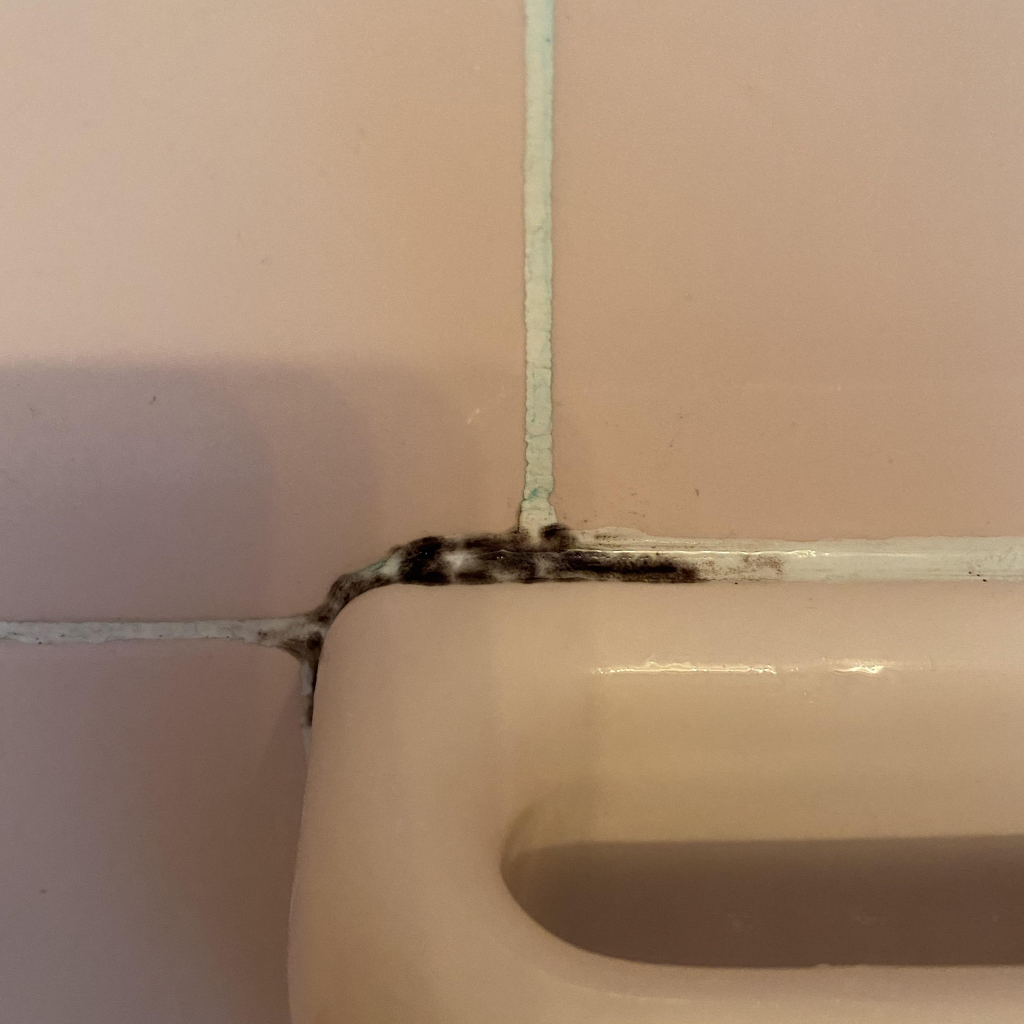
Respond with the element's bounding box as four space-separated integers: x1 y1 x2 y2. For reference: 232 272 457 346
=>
289 582 1024 1022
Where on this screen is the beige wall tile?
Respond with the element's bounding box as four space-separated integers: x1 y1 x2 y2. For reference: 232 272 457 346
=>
0 0 524 618
553 0 1024 538
0 640 304 1024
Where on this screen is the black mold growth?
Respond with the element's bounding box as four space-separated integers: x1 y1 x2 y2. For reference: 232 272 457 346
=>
293 524 702 724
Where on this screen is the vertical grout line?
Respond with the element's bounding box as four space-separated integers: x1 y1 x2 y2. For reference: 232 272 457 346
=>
520 0 558 534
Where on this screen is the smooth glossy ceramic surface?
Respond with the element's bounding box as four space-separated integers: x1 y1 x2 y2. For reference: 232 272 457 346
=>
0 0 523 619
290 582 1024 1023
554 0 1024 539
0 641 305 1024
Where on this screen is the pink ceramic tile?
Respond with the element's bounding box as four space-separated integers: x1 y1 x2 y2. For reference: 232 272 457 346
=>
553 0 1024 539
0 0 524 619
0 640 305 1024
296 581 1024 1021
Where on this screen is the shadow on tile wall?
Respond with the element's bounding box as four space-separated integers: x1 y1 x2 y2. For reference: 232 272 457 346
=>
0 360 519 621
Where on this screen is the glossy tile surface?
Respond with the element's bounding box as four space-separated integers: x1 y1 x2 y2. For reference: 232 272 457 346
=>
0 641 305 1024
553 0 1024 538
0 0 524 618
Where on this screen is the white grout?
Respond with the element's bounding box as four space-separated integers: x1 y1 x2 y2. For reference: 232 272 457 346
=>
574 532 1024 583
0 617 308 646
519 0 557 534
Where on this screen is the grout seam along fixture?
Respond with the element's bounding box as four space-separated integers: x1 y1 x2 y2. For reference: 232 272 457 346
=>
2 530 1024 725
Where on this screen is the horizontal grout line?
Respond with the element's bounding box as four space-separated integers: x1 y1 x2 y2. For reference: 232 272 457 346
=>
572 532 1024 583
0 617 310 646
3 536 1023 650
6 528 1024 733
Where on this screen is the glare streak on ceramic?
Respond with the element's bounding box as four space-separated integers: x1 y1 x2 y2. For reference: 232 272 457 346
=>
289 582 1024 1023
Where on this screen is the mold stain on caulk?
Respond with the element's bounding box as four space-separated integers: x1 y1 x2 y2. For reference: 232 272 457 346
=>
282 524 704 724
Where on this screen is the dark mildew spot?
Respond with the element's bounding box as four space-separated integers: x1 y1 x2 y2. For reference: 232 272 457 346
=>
740 552 785 576
460 533 520 554
289 524 705 724
277 630 324 665
553 549 700 583
399 536 453 585
539 522 575 551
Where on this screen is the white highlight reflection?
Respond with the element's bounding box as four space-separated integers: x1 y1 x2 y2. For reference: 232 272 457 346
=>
596 658 913 677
